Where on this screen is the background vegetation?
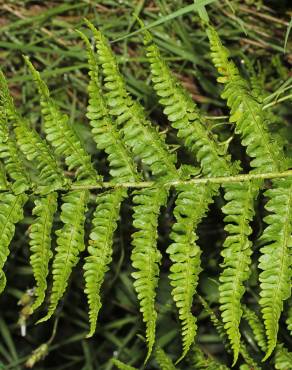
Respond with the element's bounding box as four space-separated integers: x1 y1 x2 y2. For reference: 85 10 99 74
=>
0 1 291 369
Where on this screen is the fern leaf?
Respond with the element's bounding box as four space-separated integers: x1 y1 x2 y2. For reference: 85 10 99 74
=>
207 26 286 173
219 181 260 364
167 184 217 359
131 186 168 360
155 347 177 370
274 344 292 370
39 190 89 322
87 21 178 180
258 178 292 359
0 162 8 191
112 359 137 370
190 345 230 370
242 305 267 352
0 69 66 194
0 134 30 194
84 188 126 337
29 192 58 312
144 31 238 177
24 57 101 184
0 193 27 293
78 30 141 183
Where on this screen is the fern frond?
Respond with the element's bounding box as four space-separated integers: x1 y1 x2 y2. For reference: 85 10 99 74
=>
0 69 66 194
29 192 58 312
219 181 260 364
167 184 217 359
0 193 27 293
207 26 286 173
24 57 101 184
144 31 238 177
112 359 137 370
1 131 29 196
39 190 89 322
131 186 168 360
78 30 141 183
84 188 126 337
0 134 30 194
242 305 267 352
199 296 261 370
155 347 177 370
190 345 230 370
0 162 8 191
274 344 292 370
87 22 178 180
258 177 292 359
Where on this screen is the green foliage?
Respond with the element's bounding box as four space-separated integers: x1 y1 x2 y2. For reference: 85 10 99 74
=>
0 20 290 370
39 190 89 323
29 192 58 312
84 188 126 337
0 193 27 293
155 347 177 370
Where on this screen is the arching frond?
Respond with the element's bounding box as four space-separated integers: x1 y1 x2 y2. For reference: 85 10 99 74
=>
259 178 292 359
0 134 30 194
0 69 66 194
0 193 27 293
78 30 140 183
144 30 238 177
286 303 292 336
206 26 286 174
167 184 217 359
24 57 101 184
0 162 8 191
29 192 58 312
87 21 178 180
131 186 168 360
39 190 89 322
83 188 126 337
219 181 260 364
155 347 177 370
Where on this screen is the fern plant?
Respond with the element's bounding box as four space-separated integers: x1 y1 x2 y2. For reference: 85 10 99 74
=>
0 21 291 369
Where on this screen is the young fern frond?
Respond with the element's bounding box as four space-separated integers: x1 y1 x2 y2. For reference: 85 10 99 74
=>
167 184 216 360
242 305 267 352
207 26 291 359
29 192 58 312
87 21 178 180
131 186 168 360
24 57 101 184
39 190 89 323
155 347 177 370
258 177 292 359
0 69 66 194
0 193 27 293
83 188 126 337
220 181 260 364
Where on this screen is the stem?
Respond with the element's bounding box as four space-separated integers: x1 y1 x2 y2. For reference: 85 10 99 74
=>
69 170 292 191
